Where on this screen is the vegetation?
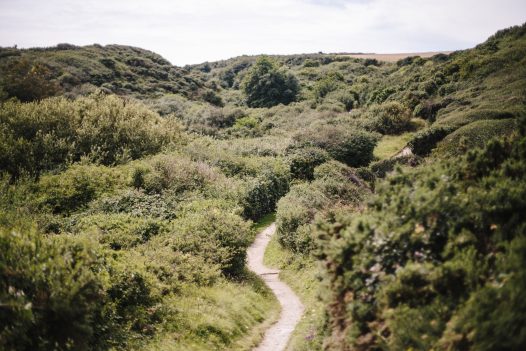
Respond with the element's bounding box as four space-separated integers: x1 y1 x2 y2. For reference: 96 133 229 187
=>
242 57 300 108
1 22 525 351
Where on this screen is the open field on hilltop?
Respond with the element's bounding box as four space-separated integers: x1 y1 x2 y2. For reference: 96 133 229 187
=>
343 51 454 61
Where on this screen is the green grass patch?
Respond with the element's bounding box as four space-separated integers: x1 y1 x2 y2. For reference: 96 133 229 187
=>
374 132 415 160
252 213 276 233
143 272 280 351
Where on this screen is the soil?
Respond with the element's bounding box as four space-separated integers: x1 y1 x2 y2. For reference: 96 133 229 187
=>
247 223 304 351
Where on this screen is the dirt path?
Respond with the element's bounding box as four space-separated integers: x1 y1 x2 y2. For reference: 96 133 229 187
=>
247 223 304 351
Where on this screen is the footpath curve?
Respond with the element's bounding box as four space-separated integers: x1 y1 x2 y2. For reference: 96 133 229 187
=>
247 223 304 351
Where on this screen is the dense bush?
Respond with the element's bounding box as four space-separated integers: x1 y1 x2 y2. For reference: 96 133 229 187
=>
138 154 220 194
276 160 369 253
317 128 526 350
74 213 169 250
89 189 178 220
367 101 413 134
312 72 344 99
242 57 300 108
291 126 378 167
0 93 179 178
436 118 517 156
276 183 328 252
170 210 251 277
409 125 456 156
0 227 160 351
288 147 330 180
242 163 291 220
0 58 61 102
36 164 125 214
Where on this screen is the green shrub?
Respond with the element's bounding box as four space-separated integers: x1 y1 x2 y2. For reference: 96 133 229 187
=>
276 183 328 252
74 213 169 249
409 125 456 156
316 128 526 350
0 228 116 350
0 58 61 102
170 210 251 277
90 188 177 220
292 126 378 167
0 94 179 178
242 163 290 220
312 72 344 99
141 154 220 194
242 57 300 108
436 119 517 156
313 160 370 201
367 101 413 135
288 147 330 180
36 164 124 214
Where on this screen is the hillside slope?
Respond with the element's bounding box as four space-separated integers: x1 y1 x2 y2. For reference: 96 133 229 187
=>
0 44 213 100
0 23 525 351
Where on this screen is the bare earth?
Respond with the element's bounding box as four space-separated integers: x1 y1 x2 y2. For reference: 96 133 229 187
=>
247 223 304 351
344 51 453 62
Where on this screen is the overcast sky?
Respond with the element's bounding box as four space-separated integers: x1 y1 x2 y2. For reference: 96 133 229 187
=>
0 0 524 65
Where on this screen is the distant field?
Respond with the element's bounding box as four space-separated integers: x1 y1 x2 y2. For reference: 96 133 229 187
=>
342 51 453 62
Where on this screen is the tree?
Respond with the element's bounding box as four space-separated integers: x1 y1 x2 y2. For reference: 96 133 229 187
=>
242 57 299 108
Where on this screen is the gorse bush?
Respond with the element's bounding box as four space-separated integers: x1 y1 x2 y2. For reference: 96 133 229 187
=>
0 93 179 178
276 160 370 253
409 125 456 156
367 101 413 135
0 58 61 102
291 126 378 167
242 57 300 108
36 164 126 215
170 210 252 277
317 128 526 350
288 147 330 180
242 162 291 220
0 227 161 351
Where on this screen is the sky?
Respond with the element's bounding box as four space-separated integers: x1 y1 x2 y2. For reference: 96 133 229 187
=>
0 0 525 66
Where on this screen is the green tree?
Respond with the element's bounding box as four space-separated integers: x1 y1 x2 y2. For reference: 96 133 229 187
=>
242 57 299 108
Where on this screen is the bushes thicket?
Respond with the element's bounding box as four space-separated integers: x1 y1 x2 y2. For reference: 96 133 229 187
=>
317 129 526 350
0 93 179 178
242 57 300 108
291 126 378 167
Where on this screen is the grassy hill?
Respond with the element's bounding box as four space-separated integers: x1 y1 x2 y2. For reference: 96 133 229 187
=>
0 44 216 101
0 23 525 351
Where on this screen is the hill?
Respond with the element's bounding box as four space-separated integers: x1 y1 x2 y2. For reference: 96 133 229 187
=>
0 44 216 101
0 23 525 351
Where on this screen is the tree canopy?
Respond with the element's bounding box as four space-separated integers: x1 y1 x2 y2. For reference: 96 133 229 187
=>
242 57 299 108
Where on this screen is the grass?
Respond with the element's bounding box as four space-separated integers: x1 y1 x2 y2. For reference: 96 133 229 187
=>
138 214 284 351
143 273 279 351
252 213 276 233
374 132 415 160
264 234 325 351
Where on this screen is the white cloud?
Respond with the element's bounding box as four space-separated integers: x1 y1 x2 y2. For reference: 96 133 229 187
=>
0 0 524 65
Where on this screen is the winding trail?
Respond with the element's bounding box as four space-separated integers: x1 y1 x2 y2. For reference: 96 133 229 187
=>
247 223 304 351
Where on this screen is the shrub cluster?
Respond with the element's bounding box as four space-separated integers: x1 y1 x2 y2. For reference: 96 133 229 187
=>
276 160 370 253
0 93 179 178
291 126 378 167
317 129 526 350
242 57 300 108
